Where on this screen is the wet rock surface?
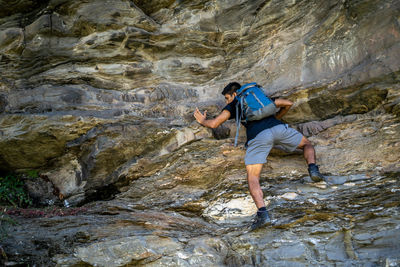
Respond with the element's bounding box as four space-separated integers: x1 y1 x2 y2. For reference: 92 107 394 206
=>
0 0 400 265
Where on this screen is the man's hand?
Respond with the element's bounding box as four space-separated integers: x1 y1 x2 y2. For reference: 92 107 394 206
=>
194 108 230 128
194 108 207 125
274 99 293 120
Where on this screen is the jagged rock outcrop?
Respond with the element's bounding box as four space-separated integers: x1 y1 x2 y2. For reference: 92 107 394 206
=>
1 0 400 266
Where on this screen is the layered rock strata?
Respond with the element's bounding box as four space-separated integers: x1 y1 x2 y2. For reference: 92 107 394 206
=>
1 0 399 201
0 0 400 265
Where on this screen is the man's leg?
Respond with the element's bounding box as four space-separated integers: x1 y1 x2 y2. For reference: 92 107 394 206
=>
246 163 265 209
297 136 324 182
297 136 316 164
273 124 324 182
246 163 271 230
244 129 273 229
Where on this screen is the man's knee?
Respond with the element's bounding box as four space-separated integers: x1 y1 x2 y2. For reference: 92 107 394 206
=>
297 136 312 149
246 164 263 177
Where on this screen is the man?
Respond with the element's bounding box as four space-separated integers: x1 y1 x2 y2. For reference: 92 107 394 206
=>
194 82 325 230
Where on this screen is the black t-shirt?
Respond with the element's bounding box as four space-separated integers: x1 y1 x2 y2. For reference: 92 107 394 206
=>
223 98 284 143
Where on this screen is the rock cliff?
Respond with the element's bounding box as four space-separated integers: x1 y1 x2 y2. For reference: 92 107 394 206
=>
1 0 400 266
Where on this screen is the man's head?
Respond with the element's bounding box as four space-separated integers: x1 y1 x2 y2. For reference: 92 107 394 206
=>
221 82 241 104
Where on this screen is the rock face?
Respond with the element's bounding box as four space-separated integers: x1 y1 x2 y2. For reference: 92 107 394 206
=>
3 139 400 266
1 0 400 266
1 0 400 198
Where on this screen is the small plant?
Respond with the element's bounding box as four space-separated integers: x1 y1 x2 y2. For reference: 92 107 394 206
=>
25 170 39 179
0 174 32 207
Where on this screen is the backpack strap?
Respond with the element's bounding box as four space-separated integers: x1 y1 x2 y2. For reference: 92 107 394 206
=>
234 100 240 147
234 96 245 147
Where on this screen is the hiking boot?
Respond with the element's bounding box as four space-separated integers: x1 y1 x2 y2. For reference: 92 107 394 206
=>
250 210 271 231
308 164 325 182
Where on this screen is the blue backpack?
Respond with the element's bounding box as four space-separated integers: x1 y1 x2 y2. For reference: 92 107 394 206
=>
234 82 278 146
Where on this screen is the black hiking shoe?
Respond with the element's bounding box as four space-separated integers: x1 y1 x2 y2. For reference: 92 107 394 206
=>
308 164 325 182
250 210 271 231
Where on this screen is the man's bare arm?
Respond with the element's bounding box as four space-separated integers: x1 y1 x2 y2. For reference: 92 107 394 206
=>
274 99 293 120
194 108 231 128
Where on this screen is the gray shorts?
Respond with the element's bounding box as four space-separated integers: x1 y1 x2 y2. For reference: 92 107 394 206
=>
244 124 303 165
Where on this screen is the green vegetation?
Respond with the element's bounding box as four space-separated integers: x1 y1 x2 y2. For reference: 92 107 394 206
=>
0 173 32 207
0 172 36 242
25 169 39 179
